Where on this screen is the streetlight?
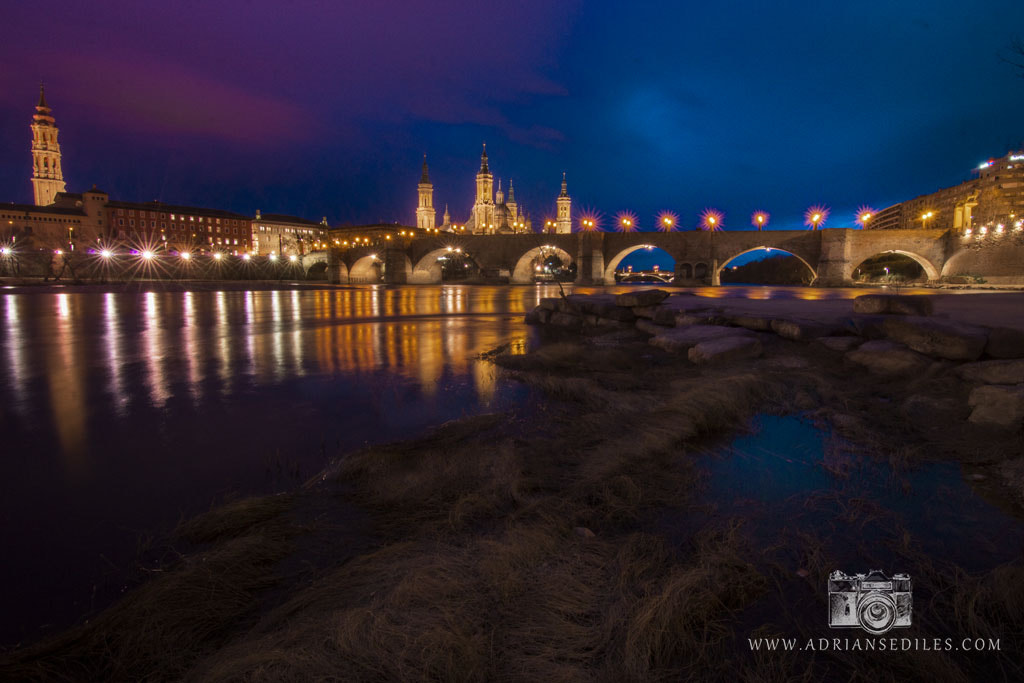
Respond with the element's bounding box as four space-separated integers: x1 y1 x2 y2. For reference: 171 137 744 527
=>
751 211 769 231
141 250 155 260
617 212 637 232
805 205 829 230
855 206 875 228
580 216 598 231
100 249 112 259
700 209 724 231
657 212 678 232
920 210 935 228
181 251 191 260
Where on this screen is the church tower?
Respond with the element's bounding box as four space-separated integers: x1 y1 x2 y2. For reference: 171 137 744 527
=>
416 155 436 230
473 143 495 233
30 84 66 206
507 179 518 225
556 172 571 234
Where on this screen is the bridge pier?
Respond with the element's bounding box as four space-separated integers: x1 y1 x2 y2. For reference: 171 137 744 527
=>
816 229 853 286
382 247 411 284
575 232 606 285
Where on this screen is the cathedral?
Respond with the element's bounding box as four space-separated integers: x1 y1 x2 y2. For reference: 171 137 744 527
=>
415 145 572 234
30 84 67 206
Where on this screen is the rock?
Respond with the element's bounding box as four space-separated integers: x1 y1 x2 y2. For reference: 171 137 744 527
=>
537 308 552 324
594 317 633 329
883 316 989 361
653 307 681 326
956 359 1024 385
688 336 763 365
635 319 667 335
573 526 596 539
845 340 931 376
549 312 583 330
853 294 934 316
649 324 753 353
591 303 636 322
538 297 561 311
985 327 1024 359
843 315 889 339
615 289 669 307
726 314 775 332
902 394 966 425
968 384 1024 428
632 305 661 319
524 310 540 325
771 318 831 341
817 336 863 352
675 312 722 327
765 355 811 369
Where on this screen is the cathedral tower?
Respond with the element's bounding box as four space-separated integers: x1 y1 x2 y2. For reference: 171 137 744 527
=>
473 143 495 233
416 155 436 230
30 84 66 206
556 172 571 234
506 179 518 224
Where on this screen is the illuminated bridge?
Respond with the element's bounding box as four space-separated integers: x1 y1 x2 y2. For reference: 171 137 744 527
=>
327 228 1024 286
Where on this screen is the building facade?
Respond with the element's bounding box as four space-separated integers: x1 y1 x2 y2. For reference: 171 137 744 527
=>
251 211 329 256
30 85 67 207
870 150 1024 231
106 201 252 254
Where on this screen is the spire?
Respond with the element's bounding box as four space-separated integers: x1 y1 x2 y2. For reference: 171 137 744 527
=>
559 171 569 197
479 142 489 173
507 179 515 202
38 82 48 109
420 154 430 184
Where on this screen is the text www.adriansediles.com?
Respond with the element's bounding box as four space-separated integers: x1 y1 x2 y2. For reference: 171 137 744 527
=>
749 637 1001 652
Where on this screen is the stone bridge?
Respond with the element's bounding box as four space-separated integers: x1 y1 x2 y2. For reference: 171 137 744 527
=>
327 228 1024 286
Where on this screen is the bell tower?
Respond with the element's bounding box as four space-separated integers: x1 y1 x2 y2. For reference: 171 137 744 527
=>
31 84 66 206
473 143 495 233
556 172 571 234
416 154 435 230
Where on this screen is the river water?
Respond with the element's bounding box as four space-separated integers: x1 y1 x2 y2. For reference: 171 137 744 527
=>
0 282 1014 647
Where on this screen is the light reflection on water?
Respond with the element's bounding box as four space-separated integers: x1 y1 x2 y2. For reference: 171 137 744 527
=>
0 284 553 646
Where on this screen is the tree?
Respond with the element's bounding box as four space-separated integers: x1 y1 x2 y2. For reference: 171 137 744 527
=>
1001 36 1024 76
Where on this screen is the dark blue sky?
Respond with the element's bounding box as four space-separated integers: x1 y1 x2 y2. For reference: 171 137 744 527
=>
1 1 1022 233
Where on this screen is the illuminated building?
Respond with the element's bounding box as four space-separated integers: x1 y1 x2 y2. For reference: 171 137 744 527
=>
30 84 66 206
555 172 572 234
251 211 329 256
870 150 1024 230
416 156 436 231
106 201 251 254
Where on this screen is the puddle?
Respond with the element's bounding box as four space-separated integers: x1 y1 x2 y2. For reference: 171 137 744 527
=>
689 415 1024 573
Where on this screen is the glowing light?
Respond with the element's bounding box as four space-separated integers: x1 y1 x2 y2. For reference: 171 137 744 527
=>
1011 154 1024 161
751 211 769 230
181 252 191 260
804 205 829 230
700 208 724 231
980 226 988 235
289 254 298 262
0 248 9 256
579 214 599 232
101 249 112 258
213 252 223 261
269 253 278 261
996 224 1004 234
54 249 63 255
979 160 993 169
964 228 972 237
657 211 678 232
616 211 638 232
141 250 155 260
242 253 251 260
855 206 876 227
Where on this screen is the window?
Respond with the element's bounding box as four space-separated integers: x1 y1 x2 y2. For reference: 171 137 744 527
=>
117 209 124 216
130 219 135 227
119 218 124 226
161 222 166 229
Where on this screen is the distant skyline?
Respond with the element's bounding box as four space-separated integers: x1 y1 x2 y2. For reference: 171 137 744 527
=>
1 1 1023 233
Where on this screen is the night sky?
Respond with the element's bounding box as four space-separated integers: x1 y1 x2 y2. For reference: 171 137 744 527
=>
2 1 1023 238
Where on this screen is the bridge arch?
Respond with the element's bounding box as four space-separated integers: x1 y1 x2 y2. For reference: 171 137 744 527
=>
603 244 676 284
714 246 818 286
851 249 938 282
511 245 575 284
409 247 479 284
348 254 382 283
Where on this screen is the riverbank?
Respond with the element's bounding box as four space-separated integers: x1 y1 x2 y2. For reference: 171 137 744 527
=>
3 290 1024 680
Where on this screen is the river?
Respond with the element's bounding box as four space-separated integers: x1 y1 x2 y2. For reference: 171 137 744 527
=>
0 282 1010 646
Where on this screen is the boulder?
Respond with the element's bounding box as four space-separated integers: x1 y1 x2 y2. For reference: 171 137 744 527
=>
882 316 988 361
549 312 583 330
845 340 930 376
537 308 552 324
853 294 934 316
635 319 667 335
632 305 661 319
902 394 966 425
615 289 670 307
675 311 722 327
843 315 889 339
653 307 682 326
968 384 1024 428
817 336 864 352
688 336 763 365
955 359 1024 385
591 303 636 322
538 297 561 311
726 314 775 332
524 310 540 325
771 318 831 341
985 327 1024 359
649 324 754 353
